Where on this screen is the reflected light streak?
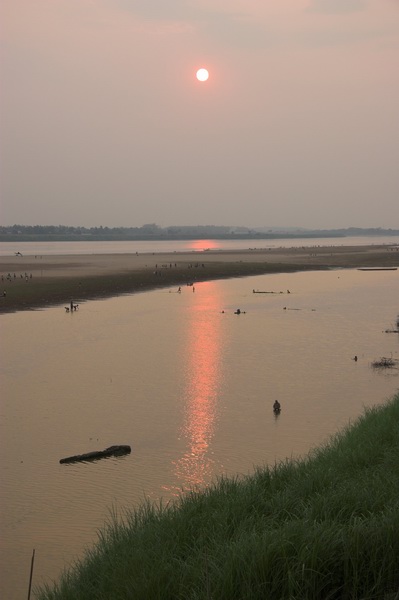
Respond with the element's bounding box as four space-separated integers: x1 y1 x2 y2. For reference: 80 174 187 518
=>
173 282 224 492
188 239 220 252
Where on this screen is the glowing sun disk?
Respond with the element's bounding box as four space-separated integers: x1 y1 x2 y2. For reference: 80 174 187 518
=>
196 68 209 82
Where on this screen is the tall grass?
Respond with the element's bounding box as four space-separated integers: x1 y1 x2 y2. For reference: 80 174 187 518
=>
37 394 399 600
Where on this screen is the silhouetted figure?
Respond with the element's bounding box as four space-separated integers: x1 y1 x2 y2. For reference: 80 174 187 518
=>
353 355 358 362
273 400 281 413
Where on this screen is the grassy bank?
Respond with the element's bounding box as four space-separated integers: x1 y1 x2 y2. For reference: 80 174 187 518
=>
37 394 399 600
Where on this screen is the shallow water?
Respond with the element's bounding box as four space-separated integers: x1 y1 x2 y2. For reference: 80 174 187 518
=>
0 268 398 598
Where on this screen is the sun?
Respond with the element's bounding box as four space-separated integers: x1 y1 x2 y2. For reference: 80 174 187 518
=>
196 68 209 82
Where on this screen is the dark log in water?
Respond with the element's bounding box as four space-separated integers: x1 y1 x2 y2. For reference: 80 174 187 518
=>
60 445 131 464
357 267 398 271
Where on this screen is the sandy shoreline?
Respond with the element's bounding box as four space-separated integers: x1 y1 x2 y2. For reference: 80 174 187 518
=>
1 245 398 313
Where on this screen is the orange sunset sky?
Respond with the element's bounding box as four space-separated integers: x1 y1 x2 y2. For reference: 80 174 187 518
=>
1 0 398 228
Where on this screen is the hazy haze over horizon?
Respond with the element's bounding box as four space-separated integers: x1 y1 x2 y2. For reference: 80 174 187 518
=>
1 0 398 229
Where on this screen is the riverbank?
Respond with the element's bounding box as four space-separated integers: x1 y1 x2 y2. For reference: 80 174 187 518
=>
1 244 398 313
37 392 399 599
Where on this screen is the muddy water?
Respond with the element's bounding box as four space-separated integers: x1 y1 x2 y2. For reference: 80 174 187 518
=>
0 268 398 599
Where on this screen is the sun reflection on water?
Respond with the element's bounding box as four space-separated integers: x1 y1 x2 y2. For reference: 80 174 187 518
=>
187 239 220 252
172 282 224 493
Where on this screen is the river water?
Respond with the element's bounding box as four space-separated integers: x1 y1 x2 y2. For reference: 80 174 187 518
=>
1 235 399 256
0 267 398 599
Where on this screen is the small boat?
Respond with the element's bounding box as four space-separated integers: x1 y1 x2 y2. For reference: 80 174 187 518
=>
60 445 131 464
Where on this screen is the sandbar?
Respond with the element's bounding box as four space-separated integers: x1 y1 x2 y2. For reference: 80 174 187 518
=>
0 245 398 313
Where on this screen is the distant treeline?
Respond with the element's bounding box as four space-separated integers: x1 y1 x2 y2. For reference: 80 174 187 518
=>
0 224 398 242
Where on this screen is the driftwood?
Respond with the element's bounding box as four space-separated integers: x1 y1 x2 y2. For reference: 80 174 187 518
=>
60 445 131 464
253 288 291 294
358 267 397 271
371 357 398 369
385 316 399 333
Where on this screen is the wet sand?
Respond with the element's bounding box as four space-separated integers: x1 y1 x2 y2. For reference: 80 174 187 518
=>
0 245 398 313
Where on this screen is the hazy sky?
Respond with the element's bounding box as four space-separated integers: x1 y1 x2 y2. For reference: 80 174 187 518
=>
1 0 398 229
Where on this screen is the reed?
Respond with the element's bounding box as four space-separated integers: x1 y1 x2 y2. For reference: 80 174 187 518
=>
37 393 399 600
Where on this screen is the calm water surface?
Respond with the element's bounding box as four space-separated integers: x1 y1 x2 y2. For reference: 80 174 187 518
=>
1 235 399 256
1 269 398 599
